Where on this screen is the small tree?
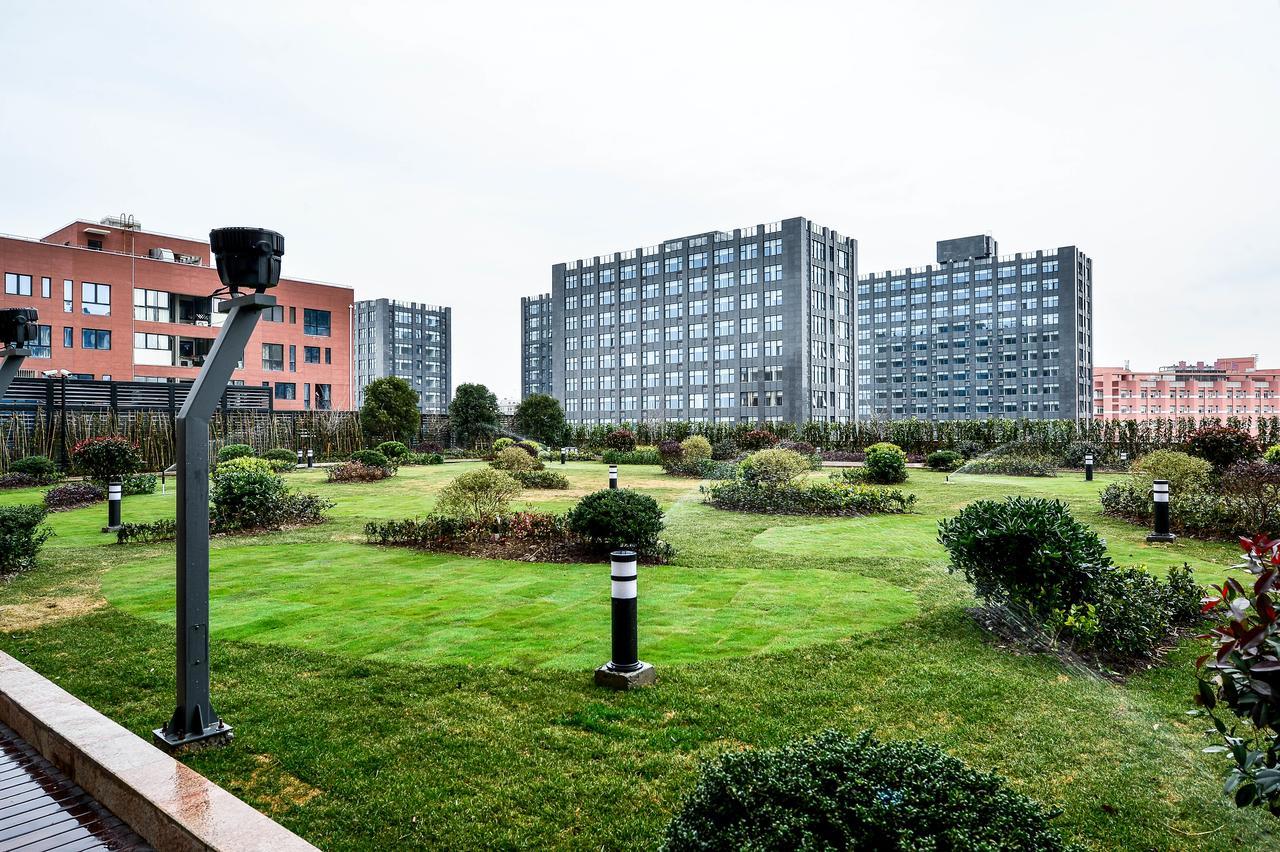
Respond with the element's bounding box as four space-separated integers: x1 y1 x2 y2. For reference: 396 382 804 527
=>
360 377 421 445
71 436 142 484
450 383 500 448
513 394 567 447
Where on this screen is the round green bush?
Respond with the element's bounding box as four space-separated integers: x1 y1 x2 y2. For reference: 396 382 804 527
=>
0 505 53 576
604 429 637 452
1131 450 1212 495
679 435 712 463
491 445 540 472
938 496 1111 620
263 448 299 464
661 729 1074 851
492 437 516 452
436 468 522 524
350 449 390 469
9 455 60 484
739 448 811 487
216 443 256 464
925 449 964 471
1264 444 1280 465
376 441 410 460
211 465 289 531
566 489 664 553
863 442 908 484
71 436 142 483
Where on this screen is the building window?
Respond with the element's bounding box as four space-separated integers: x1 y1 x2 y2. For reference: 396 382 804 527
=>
41 277 51 298
4 272 32 296
262 343 284 371
303 308 331 337
81 282 111 316
30 325 51 358
264 305 285 322
63 280 73 313
81 328 112 350
304 345 321 364
275 382 297 400
63 327 73 348
134 288 171 322
314 384 332 410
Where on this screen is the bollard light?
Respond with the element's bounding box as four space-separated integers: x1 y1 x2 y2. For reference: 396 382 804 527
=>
105 478 123 531
560 448 567 466
1147 479 1176 543
609 464 618 489
1120 451 1129 464
594 550 656 689
296 449 304 466
1084 453 1094 482
306 448 314 468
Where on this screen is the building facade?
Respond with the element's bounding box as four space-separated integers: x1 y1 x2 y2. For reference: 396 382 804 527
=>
537 217 856 426
521 293 553 398
0 215 353 410
352 299 451 413
1094 357 1280 420
857 236 1093 421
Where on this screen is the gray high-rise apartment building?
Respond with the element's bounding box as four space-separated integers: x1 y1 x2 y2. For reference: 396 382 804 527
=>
857 236 1093 421
530 217 857 426
521 293 553 398
353 299 452 413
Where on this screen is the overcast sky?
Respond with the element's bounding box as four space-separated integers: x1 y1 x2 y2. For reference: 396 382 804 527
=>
2 1 1276 398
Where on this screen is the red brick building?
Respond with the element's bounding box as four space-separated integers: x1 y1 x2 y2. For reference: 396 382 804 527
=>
1093 356 1280 421
1 215 353 410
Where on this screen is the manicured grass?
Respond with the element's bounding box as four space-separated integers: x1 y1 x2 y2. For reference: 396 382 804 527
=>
1 463 1277 850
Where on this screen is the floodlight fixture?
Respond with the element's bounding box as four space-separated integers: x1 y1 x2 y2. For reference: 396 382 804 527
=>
0 307 38 350
209 227 284 294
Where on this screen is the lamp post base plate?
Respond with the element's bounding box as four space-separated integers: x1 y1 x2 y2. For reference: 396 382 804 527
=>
152 724 234 754
1145 533 1177 544
594 662 656 690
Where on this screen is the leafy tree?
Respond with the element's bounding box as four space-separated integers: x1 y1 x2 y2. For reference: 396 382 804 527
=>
513 393 567 446
359 377 421 444
449 383 500 447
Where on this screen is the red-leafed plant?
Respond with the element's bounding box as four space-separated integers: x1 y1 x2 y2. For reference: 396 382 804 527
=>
1195 534 1280 814
71 435 143 484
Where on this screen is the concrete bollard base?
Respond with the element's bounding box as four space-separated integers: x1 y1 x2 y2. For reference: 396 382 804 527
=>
594 661 656 690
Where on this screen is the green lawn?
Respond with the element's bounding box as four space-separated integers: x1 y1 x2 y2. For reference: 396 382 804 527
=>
1 463 1276 850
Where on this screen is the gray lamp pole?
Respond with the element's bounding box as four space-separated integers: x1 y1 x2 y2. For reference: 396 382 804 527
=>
153 228 283 752
0 308 37 397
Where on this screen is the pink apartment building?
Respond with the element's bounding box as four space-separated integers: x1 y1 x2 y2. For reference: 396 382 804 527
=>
1094 357 1280 421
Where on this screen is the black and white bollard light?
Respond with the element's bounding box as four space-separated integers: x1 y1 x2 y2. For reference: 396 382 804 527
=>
296 449 304 467
1146 479 1176 543
106 478 123 531
306 448 314 468
609 464 618 489
1084 453 1094 482
594 550 656 689
560 448 567 466
1120 451 1129 465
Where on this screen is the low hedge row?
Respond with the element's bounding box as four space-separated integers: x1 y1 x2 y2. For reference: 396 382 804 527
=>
706 480 915 516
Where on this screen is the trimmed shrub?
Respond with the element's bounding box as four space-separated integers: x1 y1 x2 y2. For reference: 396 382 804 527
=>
262 448 299 472
71 436 142 483
491 445 541 472
660 729 1074 852
1066 566 1203 659
738 448 810 487
602 448 661 465
437 469 522 524
1131 450 1212 494
517 440 541 458
926 449 964 471
215 456 274 477
211 464 331 531
9 455 59 485
376 440 410 461
492 437 516 452
123 473 157 495
958 454 1057 477
862 442 908 484
327 462 393 483
1186 425 1260 471
566 489 664 553
216 443 255 464
115 519 177 545
938 497 1111 620
603 429 637 452
679 435 712 463
711 438 739 461
0 505 53 575
739 429 779 451
708 479 914 516
658 440 684 466
513 469 570 489
1266 444 1280 465
405 452 444 465
44 482 105 511
350 449 391 469
0 473 39 490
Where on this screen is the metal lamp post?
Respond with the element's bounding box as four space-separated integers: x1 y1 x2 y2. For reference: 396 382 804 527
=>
153 227 284 752
1084 453 1094 482
0 308 38 397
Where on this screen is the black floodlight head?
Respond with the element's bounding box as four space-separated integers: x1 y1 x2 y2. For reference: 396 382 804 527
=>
0 307 38 349
209 227 284 294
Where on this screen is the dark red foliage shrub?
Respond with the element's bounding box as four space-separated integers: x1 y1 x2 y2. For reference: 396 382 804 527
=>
415 441 445 454
44 482 105 511
604 429 637 452
0 473 39 489
739 429 779 451
1196 534 1280 813
1187 426 1261 472
658 440 683 465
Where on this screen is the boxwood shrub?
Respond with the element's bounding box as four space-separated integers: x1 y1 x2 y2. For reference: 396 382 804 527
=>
566 489 664 553
661 729 1075 852
0 505 53 575
376 440 410 461
513 469 570 489
862 442 908 484
9 455 60 485
115 519 178 545
925 449 964 471
350 448 391 469
602 448 662 465
707 479 915 516
957 454 1057 477
216 443 256 463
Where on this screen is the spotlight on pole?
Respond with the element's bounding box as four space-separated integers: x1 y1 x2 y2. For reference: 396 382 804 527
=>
153 227 283 752
0 308 37 398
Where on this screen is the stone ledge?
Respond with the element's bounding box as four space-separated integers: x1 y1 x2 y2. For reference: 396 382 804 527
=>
0 650 319 852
